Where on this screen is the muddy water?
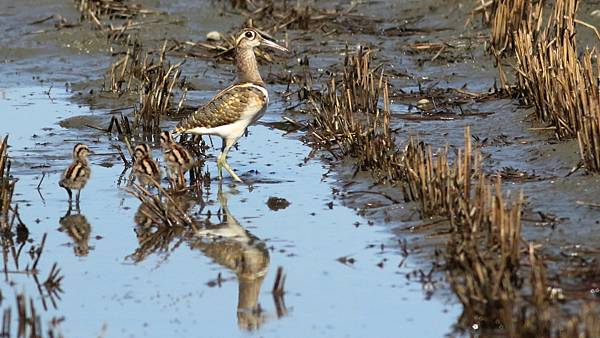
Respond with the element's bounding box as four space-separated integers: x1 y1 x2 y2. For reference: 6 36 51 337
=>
0 1 462 337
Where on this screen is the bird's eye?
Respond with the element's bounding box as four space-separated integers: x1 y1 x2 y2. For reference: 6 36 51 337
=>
245 31 255 39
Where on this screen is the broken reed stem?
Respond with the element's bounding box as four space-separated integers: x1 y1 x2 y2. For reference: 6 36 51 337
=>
272 266 286 296
135 43 186 134
401 127 482 218
1 136 16 229
75 0 156 42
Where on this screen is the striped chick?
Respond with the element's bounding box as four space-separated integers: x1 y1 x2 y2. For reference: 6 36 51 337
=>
59 143 92 206
133 144 162 187
160 131 194 186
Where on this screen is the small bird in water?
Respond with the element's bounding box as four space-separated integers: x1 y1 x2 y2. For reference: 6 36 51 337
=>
160 131 194 187
133 144 162 186
174 28 288 183
59 143 91 207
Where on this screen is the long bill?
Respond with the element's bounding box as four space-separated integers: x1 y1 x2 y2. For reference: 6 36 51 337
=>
260 37 289 53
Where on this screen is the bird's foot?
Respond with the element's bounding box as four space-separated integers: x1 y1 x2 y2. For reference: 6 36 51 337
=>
222 160 243 183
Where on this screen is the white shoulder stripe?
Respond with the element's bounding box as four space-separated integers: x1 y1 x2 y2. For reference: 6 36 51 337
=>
236 83 269 101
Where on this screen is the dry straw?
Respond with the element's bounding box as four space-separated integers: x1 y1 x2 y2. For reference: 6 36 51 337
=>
486 0 600 172
305 44 600 334
308 46 403 183
514 0 600 170
104 41 187 134
0 136 16 228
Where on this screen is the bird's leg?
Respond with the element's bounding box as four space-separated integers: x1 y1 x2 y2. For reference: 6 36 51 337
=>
221 140 243 183
177 167 185 188
63 204 73 218
166 169 176 190
216 139 225 180
66 188 73 203
75 190 81 209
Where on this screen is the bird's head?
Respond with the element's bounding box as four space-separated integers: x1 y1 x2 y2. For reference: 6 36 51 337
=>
73 143 91 159
235 28 288 53
134 144 151 160
160 131 174 146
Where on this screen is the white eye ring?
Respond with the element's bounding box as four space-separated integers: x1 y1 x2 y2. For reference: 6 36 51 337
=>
245 31 255 39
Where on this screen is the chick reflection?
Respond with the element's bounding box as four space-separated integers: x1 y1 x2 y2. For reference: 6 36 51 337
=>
59 206 92 256
189 187 270 331
130 194 194 263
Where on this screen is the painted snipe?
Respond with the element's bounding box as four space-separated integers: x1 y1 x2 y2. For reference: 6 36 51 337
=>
160 131 194 186
133 144 162 186
174 28 288 183
59 143 91 206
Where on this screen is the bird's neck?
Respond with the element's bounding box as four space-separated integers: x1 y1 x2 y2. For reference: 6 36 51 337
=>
235 47 264 86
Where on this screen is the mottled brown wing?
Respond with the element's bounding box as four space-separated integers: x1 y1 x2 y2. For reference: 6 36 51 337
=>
175 83 266 132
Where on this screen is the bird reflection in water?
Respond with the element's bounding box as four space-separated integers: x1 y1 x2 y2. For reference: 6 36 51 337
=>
130 193 194 263
59 205 92 256
129 184 286 331
189 186 271 331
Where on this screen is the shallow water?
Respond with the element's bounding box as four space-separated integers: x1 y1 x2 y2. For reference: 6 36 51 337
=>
2 0 600 336
1 80 457 337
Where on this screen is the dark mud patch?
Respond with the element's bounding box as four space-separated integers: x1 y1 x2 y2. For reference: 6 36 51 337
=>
266 196 290 211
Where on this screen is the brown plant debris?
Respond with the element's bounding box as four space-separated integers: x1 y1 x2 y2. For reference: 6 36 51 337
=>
220 0 382 34
75 0 157 41
127 181 197 230
1 292 64 338
104 40 188 134
304 44 600 334
477 0 545 55
307 46 403 183
497 0 600 173
0 136 16 228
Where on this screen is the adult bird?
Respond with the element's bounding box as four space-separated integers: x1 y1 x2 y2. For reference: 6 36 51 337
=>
174 28 288 183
